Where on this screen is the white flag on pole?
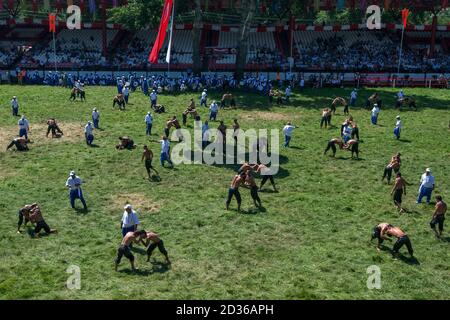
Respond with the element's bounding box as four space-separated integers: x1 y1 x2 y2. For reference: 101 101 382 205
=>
165 2 175 64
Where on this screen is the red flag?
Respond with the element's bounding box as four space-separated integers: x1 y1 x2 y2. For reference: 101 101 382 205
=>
49 13 56 33
401 8 409 28
148 0 173 64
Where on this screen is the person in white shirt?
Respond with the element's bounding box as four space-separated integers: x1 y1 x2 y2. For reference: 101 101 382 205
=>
209 101 219 121
285 86 292 102
145 111 153 136
65 171 88 210
394 115 402 140
417 168 435 204
397 90 404 100
18 115 30 140
200 89 208 107
282 122 296 147
84 121 94 146
11 96 19 116
122 86 130 104
121 204 140 237
150 90 157 108
371 104 380 125
160 136 173 167
342 123 352 143
202 120 210 149
300 78 305 90
350 89 357 107
92 108 100 129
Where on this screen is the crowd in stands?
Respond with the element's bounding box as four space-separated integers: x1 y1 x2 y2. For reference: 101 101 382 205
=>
2 29 449 73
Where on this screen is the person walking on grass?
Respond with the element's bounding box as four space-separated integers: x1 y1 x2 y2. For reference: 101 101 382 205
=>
121 204 140 238
226 173 245 212
371 103 380 125
145 111 153 136
114 230 147 272
394 115 402 140
11 96 19 116
65 171 88 211
371 223 414 259
18 115 30 140
417 168 435 204
282 122 296 147
142 145 159 179
391 173 408 213
430 196 447 238
84 121 94 146
92 108 100 129
160 136 173 168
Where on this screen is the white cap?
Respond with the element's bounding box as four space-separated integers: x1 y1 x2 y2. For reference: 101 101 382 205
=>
124 204 132 210
396 115 400 119
147 111 151 114
70 171 76 176
13 96 16 99
426 168 431 172
93 108 97 111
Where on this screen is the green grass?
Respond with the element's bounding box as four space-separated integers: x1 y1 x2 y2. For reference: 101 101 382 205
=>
0 85 449 300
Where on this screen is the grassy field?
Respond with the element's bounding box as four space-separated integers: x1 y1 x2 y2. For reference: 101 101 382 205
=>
0 84 449 300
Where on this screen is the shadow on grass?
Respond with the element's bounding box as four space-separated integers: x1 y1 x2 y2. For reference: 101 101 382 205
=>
119 261 171 276
88 144 100 148
73 207 89 214
398 139 412 143
398 254 420 265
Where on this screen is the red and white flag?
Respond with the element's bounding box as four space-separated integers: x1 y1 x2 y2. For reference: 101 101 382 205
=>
165 2 175 64
149 0 173 64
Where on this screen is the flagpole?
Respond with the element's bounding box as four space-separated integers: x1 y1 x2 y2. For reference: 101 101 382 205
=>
53 27 57 73
166 1 175 76
397 24 405 82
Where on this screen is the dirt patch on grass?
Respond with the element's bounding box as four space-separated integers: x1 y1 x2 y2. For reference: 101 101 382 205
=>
112 193 162 214
241 111 296 122
0 121 86 151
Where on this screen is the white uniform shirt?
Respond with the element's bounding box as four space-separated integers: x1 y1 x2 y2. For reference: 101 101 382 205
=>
11 99 19 108
371 106 380 116
351 91 357 99
92 111 100 120
160 139 170 154
397 91 404 99
201 91 207 100
121 210 140 228
150 92 157 101
66 176 82 190
210 102 218 113
395 120 402 128
285 88 291 97
145 114 153 124
420 173 435 189
122 87 129 96
84 123 93 135
282 125 295 137
18 118 29 130
202 124 210 141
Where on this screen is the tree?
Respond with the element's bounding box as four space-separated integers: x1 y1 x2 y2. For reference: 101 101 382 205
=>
108 0 164 31
2 0 23 18
235 0 257 79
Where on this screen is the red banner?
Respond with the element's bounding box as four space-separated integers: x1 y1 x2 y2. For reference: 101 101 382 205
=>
148 0 173 64
49 13 56 33
401 8 409 28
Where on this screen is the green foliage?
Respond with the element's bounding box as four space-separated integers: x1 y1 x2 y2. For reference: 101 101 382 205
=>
107 0 164 31
0 85 449 299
